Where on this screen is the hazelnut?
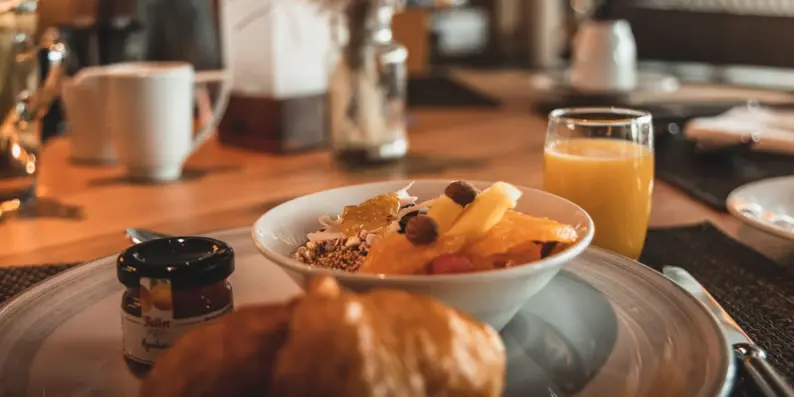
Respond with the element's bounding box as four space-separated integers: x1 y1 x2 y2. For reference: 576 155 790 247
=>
405 215 439 245
444 181 479 206
345 236 362 248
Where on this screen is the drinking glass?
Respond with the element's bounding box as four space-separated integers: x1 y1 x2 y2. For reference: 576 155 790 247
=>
543 107 654 260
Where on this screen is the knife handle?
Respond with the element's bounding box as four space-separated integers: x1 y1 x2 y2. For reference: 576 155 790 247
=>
735 344 794 397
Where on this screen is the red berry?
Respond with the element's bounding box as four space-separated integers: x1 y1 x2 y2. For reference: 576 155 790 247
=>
427 253 475 275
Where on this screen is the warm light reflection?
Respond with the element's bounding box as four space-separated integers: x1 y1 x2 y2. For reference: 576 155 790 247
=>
10 143 20 158
0 199 21 214
25 161 35 174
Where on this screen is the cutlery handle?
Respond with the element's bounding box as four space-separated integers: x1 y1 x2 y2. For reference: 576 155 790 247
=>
736 344 794 397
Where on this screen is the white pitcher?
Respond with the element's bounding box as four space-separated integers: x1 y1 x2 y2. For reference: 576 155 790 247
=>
570 19 638 93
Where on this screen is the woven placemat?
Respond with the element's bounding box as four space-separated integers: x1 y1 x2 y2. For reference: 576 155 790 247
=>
655 134 794 211
2 223 791 396
407 74 499 108
641 222 794 397
0 263 80 305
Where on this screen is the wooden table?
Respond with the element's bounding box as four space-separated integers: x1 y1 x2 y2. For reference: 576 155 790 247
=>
2 71 793 267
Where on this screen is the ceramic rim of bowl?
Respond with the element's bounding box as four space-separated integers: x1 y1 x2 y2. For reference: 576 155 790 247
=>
253 179 595 283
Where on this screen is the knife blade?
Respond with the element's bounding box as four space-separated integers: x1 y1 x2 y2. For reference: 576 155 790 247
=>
124 228 171 244
663 266 794 397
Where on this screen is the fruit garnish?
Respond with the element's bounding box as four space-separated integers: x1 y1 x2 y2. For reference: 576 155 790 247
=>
360 233 467 274
444 181 479 206
465 211 577 259
426 253 474 274
445 181 522 242
426 194 464 234
338 193 401 237
540 242 558 258
398 208 427 233
405 215 439 245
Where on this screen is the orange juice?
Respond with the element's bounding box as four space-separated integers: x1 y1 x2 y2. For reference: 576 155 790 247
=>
543 138 654 259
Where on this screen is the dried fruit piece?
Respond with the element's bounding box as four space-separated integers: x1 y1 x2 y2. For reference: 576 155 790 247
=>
444 181 479 206
540 242 557 258
338 193 401 237
398 208 427 233
405 215 439 245
446 181 522 242
426 194 464 234
427 253 475 274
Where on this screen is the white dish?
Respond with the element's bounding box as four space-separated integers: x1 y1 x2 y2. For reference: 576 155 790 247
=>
727 176 794 240
528 69 680 95
0 227 732 397
252 180 595 330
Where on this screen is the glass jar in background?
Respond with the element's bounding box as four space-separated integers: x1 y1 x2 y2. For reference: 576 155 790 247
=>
328 0 409 166
543 107 654 260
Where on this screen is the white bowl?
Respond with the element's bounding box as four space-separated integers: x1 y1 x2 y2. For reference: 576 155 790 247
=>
252 180 594 330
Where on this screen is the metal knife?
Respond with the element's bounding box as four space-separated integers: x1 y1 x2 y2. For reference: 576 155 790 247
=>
663 266 794 397
124 228 171 244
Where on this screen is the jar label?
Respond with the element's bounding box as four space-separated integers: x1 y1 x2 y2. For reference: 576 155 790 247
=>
121 277 232 365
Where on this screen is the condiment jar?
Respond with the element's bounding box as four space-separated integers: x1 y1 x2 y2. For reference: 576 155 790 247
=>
116 236 235 372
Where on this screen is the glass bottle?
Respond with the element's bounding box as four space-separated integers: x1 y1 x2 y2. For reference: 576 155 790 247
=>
329 0 408 166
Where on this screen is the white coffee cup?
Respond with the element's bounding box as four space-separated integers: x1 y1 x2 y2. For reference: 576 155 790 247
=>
61 66 122 164
105 62 228 182
570 19 638 93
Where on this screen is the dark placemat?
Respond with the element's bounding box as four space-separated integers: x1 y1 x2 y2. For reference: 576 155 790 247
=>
642 222 794 397
407 74 499 108
655 134 794 211
2 223 791 396
0 263 80 305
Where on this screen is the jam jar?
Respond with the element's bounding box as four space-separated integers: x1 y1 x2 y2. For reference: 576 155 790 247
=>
117 236 235 374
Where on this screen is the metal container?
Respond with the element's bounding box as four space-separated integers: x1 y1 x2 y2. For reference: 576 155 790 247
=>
329 0 409 165
0 0 69 214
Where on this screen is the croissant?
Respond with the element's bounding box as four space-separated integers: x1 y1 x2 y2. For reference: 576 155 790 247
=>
140 276 506 397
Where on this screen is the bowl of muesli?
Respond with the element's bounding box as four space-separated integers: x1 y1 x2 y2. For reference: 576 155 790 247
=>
252 179 593 330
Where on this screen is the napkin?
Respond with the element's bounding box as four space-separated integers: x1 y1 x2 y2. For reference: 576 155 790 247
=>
684 106 794 154
220 0 332 98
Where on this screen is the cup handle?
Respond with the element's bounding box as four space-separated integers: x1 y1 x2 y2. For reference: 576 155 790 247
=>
191 69 231 151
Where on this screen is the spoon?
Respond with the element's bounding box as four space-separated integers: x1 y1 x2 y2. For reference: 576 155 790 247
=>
125 228 171 244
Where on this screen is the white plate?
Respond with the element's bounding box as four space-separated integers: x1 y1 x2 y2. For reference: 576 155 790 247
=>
0 228 733 397
727 176 794 240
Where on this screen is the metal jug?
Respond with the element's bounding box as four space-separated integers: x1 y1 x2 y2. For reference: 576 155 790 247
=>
0 0 70 212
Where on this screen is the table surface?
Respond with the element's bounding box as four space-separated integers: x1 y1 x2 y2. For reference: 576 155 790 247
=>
2 69 793 267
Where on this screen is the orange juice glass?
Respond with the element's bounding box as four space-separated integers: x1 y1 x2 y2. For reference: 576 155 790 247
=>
543 107 654 259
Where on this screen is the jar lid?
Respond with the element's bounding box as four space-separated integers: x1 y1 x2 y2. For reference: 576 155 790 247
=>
117 237 235 289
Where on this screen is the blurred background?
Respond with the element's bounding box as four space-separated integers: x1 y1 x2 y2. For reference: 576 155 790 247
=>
5 0 794 212
35 0 794 118
39 0 794 84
